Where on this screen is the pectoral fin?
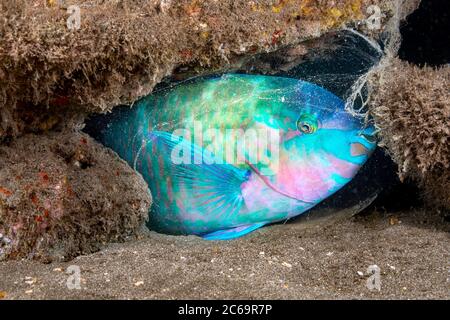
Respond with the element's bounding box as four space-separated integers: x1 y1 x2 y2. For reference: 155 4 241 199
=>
145 131 250 221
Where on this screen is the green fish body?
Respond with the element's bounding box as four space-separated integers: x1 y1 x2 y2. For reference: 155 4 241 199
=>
87 74 376 239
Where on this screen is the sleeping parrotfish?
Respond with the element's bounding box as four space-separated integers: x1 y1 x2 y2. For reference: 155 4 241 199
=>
86 74 376 240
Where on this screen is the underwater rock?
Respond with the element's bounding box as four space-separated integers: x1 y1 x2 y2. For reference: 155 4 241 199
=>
368 58 450 209
0 132 151 262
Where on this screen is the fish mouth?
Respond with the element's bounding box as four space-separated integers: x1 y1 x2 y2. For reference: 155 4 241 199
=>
349 128 377 159
358 126 377 143
360 132 377 144
355 128 377 150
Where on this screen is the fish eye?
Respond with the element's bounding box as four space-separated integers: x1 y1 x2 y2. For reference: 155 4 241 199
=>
296 117 317 134
299 122 312 133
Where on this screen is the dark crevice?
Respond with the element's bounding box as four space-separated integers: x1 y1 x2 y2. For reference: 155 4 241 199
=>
399 0 450 66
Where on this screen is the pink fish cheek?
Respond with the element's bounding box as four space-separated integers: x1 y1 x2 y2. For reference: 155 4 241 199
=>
272 162 311 202
274 151 341 202
282 129 301 142
325 153 360 179
294 171 332 202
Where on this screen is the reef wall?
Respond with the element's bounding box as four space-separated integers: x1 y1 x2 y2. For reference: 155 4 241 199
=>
1 0 437 262
0 0 416 140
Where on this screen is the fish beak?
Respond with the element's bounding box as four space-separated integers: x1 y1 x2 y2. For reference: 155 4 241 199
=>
351 128 377 157
359 127 378 146
360 132 377 144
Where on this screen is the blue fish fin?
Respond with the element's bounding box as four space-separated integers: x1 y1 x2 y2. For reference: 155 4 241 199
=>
202 222 267 240
146 131 249 220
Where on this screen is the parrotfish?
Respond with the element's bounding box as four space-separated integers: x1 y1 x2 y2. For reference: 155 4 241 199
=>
86 74 376 240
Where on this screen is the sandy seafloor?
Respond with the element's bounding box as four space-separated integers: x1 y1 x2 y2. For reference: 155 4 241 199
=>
0 209 448 300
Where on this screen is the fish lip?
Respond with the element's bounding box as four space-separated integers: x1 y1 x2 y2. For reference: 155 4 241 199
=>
356 126 378 146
